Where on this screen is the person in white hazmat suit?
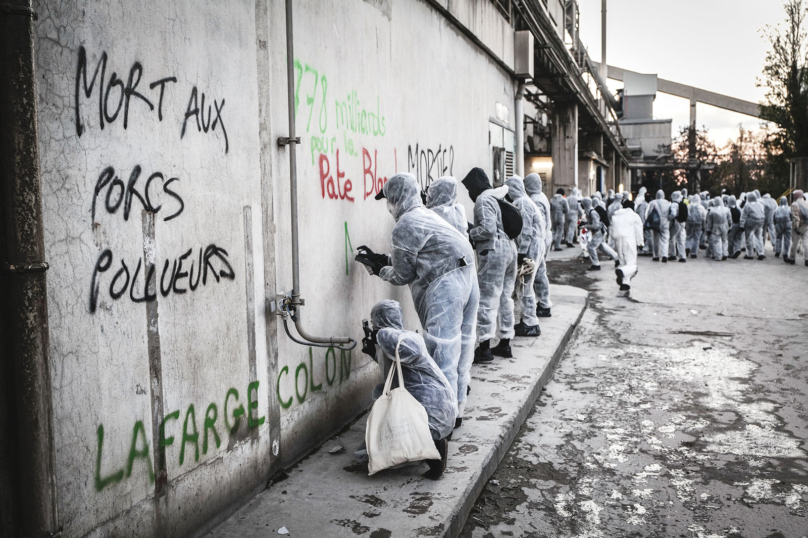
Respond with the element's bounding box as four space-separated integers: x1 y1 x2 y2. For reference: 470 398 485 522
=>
593 191 606 209
505 176 544 337
762 193 778 249
773 196 792 259
581 197 619 270
739 191 766 259
786 189 808 265
727 195 744 258
699 192 711 250
462 168 517 362
686 193 707 258
550 189 569 251
705 197 731 260
635 187 652 255
426 176 468 238
369 173 479 425
607 192 624 247
647 189 673 262
363 300 455 478
668 191 687 262
565 188 583 247
524 173 553 318
611 199 644 292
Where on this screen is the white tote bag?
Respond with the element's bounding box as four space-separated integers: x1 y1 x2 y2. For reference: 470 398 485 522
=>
366 336 440 475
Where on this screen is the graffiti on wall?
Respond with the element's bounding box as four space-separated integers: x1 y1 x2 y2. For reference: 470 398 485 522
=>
407 143 454 190
94 382 265 491
76 47 237 313
277 347 353 409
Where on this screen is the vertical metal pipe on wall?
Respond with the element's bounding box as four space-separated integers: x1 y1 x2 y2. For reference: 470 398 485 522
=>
282 0 353 347
0 1 59 536
515 82 525 178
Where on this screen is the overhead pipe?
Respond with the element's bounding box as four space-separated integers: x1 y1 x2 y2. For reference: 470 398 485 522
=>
279 0 355 350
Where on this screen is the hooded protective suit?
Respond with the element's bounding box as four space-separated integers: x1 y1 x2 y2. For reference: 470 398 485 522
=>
582 197 618 266
426 176 468 238
668 191 687 260
647 189 672 260
565 188 583 245
789 190 808 261
686 194 707 256
700 193 711 248
593 191 606 209
608 193 624 220
462 168 517 344
505 177 544 328
739 191 765 257
774 196 792 257
524 173 552 311
705 197 730 259
762 193 778 248
379 174 479 414
550 193 569 249
371 300 456 441
726 195 743 256
611 207 644 286
606 189 615 207
635 187 652 254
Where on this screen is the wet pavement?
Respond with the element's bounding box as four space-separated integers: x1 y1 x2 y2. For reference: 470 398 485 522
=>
462 247 808 538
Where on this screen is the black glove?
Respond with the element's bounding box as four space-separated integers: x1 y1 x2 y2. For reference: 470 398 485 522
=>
355 246 391 276
361 331 378 358
518 253 527 266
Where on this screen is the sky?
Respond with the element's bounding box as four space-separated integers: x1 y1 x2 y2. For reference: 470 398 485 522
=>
576 0 787 148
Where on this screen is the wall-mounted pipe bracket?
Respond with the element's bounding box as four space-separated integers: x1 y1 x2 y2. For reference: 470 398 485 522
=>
277 136 300 147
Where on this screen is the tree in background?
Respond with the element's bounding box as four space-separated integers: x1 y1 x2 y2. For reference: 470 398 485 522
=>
716 126 768 195
759 0 808 192
647 126 719 196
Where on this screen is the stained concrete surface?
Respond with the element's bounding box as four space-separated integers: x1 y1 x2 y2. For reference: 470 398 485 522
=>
462 245 808 538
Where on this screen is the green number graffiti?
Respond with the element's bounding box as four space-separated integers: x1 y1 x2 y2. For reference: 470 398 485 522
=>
319 75 328 134
304 64 319 133
293 59 303 116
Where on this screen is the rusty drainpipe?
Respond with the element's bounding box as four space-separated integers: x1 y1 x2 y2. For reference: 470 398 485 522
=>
0 1 60 536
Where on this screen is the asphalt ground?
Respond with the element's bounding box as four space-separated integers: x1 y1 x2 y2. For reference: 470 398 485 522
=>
462 243 808 538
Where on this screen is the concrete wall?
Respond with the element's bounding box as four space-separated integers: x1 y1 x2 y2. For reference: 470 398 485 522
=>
29 0 515 535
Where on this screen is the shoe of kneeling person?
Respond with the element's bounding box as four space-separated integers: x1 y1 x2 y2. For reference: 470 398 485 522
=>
491 341 513 358
515 322 541 337
473 346 493 363
588 264 601 271
758 255 766 260
425 438 449 480
536 307 552 318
